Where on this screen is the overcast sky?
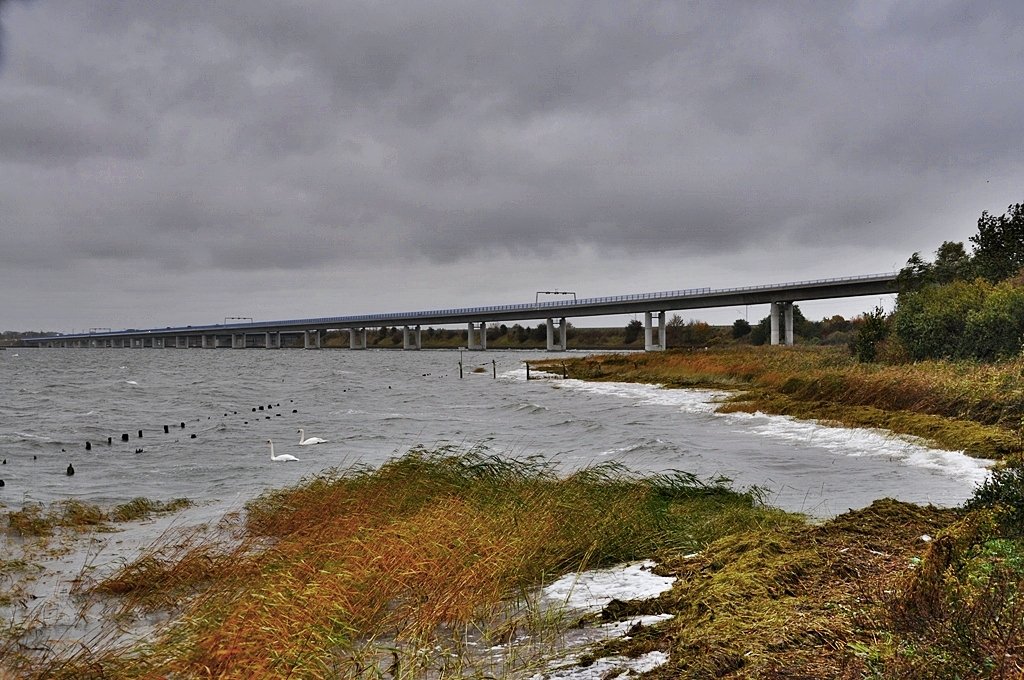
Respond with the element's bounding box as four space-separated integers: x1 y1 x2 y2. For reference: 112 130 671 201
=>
2 1 1022 332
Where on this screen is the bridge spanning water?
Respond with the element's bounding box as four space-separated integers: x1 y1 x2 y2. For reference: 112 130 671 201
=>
24 273 899 351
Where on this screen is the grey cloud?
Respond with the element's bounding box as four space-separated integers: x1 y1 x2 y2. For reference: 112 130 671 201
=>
1 1 1024 331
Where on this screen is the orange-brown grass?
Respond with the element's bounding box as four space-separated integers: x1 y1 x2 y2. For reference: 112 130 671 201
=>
5 500 108 538
536 346 1024 459
13 446 774 678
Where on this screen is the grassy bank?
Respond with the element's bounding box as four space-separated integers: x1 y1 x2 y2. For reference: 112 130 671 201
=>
3 446 1021 677
534 346 1024 461
1 447 778 678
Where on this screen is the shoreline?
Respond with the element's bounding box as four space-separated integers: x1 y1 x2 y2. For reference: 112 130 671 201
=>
532 346 1024 462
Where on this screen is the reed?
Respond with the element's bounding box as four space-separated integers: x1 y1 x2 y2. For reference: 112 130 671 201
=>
10 446 772 678
109 497 192 523
537 347 1024 459
7 447 1022 677
5 500 107 537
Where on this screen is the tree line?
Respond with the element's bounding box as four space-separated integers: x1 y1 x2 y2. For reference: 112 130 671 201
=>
853 203 1024 362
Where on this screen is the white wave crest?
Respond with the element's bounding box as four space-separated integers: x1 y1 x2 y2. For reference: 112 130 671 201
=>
553 378 992 484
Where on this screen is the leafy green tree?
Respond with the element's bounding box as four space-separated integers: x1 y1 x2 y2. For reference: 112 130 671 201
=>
970 203 1024 282
891 280 990 359
748 316 771 346
961 282 1024 360
897 252 933 291
897 241 974 290
731 319 752 339
820 315 851 335
933 241 973 283
624 319 643 344
790 304 815 339
849 306 889 362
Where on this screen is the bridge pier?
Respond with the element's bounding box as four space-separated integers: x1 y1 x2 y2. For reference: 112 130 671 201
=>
304 330 321 350
202 334 215 349
349 328 367 349
644 311 666 351
403 325 422 350
546 317 567 351
769 302 795 346
467 321 487 351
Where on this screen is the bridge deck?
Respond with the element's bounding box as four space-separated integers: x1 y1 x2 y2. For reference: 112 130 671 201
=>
24 272 898 344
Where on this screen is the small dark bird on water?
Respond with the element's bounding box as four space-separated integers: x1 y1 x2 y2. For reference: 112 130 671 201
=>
66 463 75 476
0 479 5 487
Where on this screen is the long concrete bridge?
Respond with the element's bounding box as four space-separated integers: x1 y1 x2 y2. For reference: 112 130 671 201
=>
23 272 899 352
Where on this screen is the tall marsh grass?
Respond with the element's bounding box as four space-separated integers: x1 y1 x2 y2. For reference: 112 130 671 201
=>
6 445 778 678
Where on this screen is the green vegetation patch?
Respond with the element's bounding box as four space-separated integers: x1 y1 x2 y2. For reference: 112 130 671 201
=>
5 497 195 538
109 497 193 523
6 500 107 537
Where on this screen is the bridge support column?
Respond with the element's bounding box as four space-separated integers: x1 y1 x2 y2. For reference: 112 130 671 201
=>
403 325 422 350
644 311 666 351
202 335 214 349
770 302 795 346
784 302 794 346
231 334 244 349
264 332 280 349
770 303 781 345
467 322 487 351
546 317 567 351
304 330 321 349
349 328 367 349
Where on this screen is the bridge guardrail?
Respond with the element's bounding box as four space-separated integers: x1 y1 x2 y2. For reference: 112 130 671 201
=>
24 272 898 341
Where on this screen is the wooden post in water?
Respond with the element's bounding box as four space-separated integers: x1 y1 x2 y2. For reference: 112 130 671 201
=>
492 360 496 379
526 362 530 381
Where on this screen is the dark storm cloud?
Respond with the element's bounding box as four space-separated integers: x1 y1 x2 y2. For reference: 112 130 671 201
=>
1 0 1023 284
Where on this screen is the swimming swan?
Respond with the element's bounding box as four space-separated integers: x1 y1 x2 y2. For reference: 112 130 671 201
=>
267 439 299 462
297 428 327 446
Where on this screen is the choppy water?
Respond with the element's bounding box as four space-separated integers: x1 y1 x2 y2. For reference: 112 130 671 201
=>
0 348 991 518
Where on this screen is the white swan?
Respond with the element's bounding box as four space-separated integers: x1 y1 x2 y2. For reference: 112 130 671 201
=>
297 428 327 446
267 439 299 462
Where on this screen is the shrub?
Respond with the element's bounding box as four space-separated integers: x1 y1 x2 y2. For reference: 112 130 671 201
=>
849 306 889 362
891 280 990 360
965 464 1024 537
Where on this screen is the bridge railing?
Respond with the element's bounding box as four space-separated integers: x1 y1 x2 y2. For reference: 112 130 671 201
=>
25 272 897 341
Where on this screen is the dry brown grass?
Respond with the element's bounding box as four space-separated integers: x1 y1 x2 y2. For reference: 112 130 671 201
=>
6 447 771 678
537 346 1024 459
